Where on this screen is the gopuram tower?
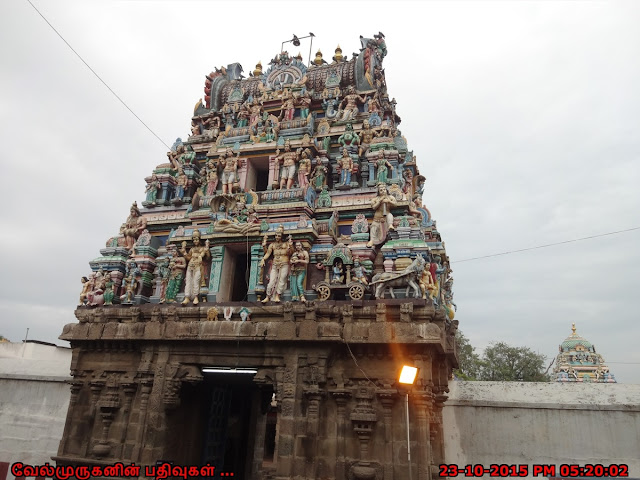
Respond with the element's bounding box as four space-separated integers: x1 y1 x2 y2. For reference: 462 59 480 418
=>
58 34 458 480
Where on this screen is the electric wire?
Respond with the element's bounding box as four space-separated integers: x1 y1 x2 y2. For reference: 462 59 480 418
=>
455 226 640 263
25 0 171 150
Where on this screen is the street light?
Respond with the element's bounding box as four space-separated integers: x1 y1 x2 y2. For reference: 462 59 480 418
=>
399 365 418 480
280 33 316 67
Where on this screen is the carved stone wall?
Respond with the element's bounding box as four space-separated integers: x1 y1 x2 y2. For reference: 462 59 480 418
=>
56 300 457 480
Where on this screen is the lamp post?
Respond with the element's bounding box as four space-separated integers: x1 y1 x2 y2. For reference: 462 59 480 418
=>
280 33 315 67
399 365 418 480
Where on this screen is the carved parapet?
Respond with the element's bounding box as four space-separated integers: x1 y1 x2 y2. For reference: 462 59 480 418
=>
260 187 307 205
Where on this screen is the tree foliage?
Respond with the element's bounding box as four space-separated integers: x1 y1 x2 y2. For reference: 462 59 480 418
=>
456 333 549 382
454 331 482 380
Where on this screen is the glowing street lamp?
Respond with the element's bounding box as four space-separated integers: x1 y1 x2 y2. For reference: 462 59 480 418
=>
399 365 418 480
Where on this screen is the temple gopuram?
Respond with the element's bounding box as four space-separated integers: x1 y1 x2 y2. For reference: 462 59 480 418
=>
553 324 616 383
58 34 458 480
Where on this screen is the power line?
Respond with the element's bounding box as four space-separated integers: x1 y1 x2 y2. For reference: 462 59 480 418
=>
25 0 171 150
455 226 640 263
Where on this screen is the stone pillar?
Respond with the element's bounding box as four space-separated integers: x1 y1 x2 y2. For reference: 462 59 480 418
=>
248 244 263 301
331 390 351 480
132 379 153 462
377 390 397 480
414 392 434 480
207 246 225 302
275 360 298 478
58 380 84 456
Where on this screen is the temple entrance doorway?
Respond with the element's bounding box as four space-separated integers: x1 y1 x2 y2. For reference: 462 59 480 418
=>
198 370 272 479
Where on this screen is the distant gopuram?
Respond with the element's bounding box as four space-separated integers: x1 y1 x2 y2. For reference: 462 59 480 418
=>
58 34 458 480
554 324 616 383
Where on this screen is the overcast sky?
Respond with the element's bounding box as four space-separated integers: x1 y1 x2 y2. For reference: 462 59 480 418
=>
1 1 638 382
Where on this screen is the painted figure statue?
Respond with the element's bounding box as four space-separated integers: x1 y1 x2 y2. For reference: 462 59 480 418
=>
338 86 366 122
297 149 312 189
367 183 397 247
289 242 309 302
145 174 160 205
164 245 186 303
376 157 394 184
353 259 369 285
279 90 296 121
275 141 301 190
220 149 239 194
179 230 211 305
331 260 345 284
175 168 187 200
122 202 147 251
260 225 294 303
310 158 327 191
337 148 354 186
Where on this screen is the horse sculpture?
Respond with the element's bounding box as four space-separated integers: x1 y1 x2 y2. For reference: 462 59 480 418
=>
370 255 426 299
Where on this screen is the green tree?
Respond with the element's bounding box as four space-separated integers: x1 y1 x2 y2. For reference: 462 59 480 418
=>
479 342 550 382
455 331 483 380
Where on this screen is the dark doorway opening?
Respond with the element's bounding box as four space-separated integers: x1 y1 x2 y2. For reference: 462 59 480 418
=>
201 373 256 478
231 253 249 301
255 167 269 192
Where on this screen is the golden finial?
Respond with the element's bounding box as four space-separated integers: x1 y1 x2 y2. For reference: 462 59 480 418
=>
253 61 263 77
313 50 324 66
333 45 343 63
296 52 303 61
571 323 577 335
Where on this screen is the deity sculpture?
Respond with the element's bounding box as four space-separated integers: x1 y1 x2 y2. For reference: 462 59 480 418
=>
175 168 187 201
164 245 186 303
264 118 279 143
402 168 414 195
375 157 394 184
120 271 138 304
366 92 382 116
289 242 309 302
358 119 382 157
408 194 424 221
419 260 438 301
180 144 196 165
297 90 312 120
260 225 294 303
337 86 366 122
236 103 249 128
220 149 239 194
248 97 264 127
122 202 147 251
352 259 369 285
331 260 345 284
203 114 221 138
78 275 93 306
205 160 219 196
103 272 115 306
310 158 328 191
279 90 296 121
337 148 354 187
221 102 235 129
297 149 312 189
275 141 301 190
337 123 360 152
145 174 160 205
179 230 211 305
367 183 397 247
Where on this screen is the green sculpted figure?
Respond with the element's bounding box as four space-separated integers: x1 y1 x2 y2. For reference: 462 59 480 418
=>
103 272 115 305
164 247 186 303
376 157 394 184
